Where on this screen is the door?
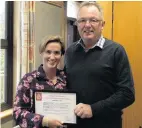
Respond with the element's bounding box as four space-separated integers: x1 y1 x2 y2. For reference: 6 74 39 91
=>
113 2 142 128
97 1 112 40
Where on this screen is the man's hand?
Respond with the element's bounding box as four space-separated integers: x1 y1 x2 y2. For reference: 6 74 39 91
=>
42 115 63 128
74 103 93 119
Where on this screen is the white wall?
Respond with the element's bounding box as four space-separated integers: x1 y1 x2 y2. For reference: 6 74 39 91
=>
67 1 80 19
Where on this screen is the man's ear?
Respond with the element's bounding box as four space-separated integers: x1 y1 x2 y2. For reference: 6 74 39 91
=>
101 21 105 30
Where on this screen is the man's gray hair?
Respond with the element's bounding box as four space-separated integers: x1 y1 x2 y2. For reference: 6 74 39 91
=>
78 1 104 20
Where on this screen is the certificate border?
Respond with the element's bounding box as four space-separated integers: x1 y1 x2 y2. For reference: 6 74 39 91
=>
33 90 77 125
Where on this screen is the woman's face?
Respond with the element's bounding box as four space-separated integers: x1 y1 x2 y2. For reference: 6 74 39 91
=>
41 42 62 69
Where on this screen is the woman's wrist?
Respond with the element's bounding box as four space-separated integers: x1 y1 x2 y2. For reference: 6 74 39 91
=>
42 116 48 127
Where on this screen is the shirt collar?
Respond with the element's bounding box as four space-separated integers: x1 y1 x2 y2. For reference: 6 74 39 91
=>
36 64 66 83
76 36 105 51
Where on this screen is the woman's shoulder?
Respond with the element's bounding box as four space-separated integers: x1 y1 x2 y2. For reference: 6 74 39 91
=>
21 70 38 81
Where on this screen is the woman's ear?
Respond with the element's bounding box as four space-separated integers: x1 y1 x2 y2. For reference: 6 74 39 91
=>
40 53 43 57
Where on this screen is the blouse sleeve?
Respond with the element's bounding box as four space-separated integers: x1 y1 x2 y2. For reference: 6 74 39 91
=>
13 74 44 128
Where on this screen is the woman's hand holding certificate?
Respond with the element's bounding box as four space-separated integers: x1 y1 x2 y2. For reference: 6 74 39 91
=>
42 115 64 128
35 91 77 124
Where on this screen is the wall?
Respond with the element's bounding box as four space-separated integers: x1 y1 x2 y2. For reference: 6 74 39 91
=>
1 1 66 128
1 116 14 128
67 1 80 19
35 1 65 69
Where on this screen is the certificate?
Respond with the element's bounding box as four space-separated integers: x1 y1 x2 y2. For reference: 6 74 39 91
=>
34 90 77 124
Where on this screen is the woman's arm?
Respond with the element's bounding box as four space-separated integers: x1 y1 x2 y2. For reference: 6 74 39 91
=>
13 75 44 128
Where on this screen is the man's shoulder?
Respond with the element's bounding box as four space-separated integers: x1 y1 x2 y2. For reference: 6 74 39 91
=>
68 41 78 48
104 38 128 58
104 38 124 50
66 41 79 52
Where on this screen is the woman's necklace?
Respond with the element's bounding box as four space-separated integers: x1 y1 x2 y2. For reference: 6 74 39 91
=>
48 76 57 85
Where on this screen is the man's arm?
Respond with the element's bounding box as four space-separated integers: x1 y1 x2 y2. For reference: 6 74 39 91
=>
90 44 135 117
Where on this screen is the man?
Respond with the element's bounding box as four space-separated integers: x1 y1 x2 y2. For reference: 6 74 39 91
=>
65 2 135 128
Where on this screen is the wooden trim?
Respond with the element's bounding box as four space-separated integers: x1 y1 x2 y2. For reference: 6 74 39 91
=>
1 103 11 112
112 1 114 40
42 1 63 7
60 2 66 69
0 109 12 119
64 1 68 50
0 1 14 112
6 1 14 107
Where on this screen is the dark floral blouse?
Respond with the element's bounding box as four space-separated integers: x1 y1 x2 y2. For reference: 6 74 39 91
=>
13 65 67 128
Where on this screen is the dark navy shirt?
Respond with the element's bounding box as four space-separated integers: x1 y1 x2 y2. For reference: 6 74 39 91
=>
65 38 135 128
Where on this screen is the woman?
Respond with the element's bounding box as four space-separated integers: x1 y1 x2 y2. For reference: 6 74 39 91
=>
13 36 66 128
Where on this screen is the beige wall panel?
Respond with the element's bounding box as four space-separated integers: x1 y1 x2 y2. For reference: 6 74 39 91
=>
47 1 64 7
1 119 13 128
35 1 65 69
113 2 142 128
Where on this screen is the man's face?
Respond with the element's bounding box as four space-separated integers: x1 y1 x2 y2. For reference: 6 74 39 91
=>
77 6 105 42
